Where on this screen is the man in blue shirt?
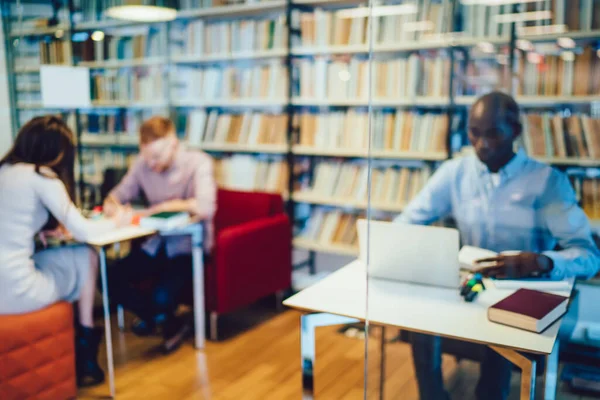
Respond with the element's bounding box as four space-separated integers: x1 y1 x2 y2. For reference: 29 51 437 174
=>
395 91 600 400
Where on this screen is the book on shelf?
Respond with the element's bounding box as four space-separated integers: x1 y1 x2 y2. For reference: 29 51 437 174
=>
299 208 361 248
517 46 600 97
13 38 72 69
90 67 166 103
291 2 452 48
171 15 287 57
171 61 287 101
520 113 600 160
300 160 431 208
214 155 288 194
294 54 451 100
80 109 161 142
184 110 288 147
296 110 451 154
582 178 600 220
74 25 167 63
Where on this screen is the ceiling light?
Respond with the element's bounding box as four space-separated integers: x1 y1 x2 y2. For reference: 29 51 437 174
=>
494 10 552 24
517 24 567 36
557 37 576 49
105 1 177 22
91 30 105 41
516 39 533 51
336 4 417 19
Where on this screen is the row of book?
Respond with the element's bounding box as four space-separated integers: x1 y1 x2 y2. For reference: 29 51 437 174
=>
14 39 72 69
171 63 287 101
91 68 166 103
184 110 287 146
517 46 600 97
299 209 364 248
582 179 600 220
178 0 275 9
296 111 450 153
300 161 431 206
75 27 168 63
214 155 288 193
171 16 287 56
291 2 453 48
80 110 159 137
521 113 600 159
294 55 451 99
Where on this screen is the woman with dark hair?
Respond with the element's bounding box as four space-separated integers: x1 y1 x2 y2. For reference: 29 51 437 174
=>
0 115 131 386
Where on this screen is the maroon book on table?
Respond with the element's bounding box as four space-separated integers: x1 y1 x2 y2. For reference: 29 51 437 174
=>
490 288 567 320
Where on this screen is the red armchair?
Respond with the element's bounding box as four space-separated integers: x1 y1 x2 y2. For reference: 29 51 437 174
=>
203 189 292 340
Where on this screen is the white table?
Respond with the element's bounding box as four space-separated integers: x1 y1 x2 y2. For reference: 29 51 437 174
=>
284 261 574 400
87 223 205 398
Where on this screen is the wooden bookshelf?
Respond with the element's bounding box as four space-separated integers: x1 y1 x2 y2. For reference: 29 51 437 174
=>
177 1 287 19
173 99 288 108
522 30 600 43
292 97 452 107
9 24 69 38
535 158 600 167
89 100 168 109
78 57 167 69
292 146 447 161
190 142 287 154
456 95 600 107
14 65 42 73
172 49 288 64
80 133 138 147
293 237 358 257
72 19 140 31
292 191 405 212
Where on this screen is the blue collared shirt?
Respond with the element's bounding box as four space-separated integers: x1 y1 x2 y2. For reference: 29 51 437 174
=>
395 149 600 280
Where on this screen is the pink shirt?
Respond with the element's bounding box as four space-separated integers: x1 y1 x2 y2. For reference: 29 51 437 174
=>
110 148 216 257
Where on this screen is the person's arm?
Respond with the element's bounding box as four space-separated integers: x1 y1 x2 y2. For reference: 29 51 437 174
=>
540 171 600 280
35 173 129 243
146 155 217 219
394 160 455 225
104 162 142 214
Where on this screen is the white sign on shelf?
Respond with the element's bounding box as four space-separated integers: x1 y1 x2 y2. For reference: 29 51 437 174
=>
41 65 91 108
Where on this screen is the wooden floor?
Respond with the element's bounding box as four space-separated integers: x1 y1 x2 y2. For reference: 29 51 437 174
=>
79 308 595 400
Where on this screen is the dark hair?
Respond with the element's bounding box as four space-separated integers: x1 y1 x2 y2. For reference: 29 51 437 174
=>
0 115 76 229
472 91 522 135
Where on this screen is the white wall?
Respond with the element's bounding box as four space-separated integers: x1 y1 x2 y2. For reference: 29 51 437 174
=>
0 16 14 157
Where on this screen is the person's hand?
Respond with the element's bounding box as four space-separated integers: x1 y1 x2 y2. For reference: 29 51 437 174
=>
38 225 72 247
110 204 134 227
103 196 120 218
474 252 554 279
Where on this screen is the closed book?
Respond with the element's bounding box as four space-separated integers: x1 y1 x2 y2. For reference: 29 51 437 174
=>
139 212 190 231
488 288 569 333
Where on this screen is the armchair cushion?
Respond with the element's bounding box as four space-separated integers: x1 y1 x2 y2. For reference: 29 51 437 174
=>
214 189 284 233
207 213 291 313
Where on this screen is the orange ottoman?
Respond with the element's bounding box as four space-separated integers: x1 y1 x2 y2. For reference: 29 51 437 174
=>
0 302 77 400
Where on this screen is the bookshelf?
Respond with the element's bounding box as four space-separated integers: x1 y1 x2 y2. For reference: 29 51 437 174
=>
3 0 600 262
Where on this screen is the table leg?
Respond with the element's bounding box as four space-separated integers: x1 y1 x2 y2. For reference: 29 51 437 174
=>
543 341 559 400
99 248 116 398
489 345 537 400
192 226 205 349
380 326 386 400
300 313 359 399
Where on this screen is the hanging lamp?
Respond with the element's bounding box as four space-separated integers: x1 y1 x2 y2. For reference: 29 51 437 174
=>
105 1 178 22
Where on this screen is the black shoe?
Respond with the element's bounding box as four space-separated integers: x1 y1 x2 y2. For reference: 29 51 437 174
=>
131 318 156 337
161 315 192 355
75 325 105 387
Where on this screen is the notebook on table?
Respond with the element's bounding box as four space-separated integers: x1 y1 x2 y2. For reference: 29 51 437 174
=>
488 288 570 333
139 212 190 231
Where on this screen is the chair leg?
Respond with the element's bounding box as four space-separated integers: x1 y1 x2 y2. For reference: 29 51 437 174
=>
275 290 285 311
210 312 218 341
117 305 125 332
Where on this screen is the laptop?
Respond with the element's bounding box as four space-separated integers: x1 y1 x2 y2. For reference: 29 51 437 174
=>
357 219 461 288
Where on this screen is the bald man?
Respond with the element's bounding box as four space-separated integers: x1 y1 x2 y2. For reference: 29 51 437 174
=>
395 91 599 400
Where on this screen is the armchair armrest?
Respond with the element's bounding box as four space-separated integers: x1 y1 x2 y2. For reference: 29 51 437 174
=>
212 214 291 313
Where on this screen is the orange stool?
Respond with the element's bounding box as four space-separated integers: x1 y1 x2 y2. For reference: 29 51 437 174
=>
0 302 77 400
